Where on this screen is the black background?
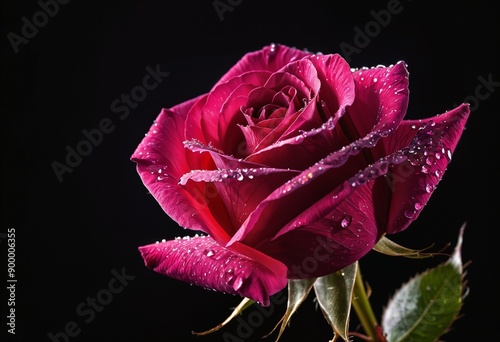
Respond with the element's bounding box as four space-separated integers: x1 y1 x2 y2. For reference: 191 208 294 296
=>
1 0 499 341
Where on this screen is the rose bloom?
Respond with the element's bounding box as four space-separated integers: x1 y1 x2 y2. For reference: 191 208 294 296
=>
132 44 469 306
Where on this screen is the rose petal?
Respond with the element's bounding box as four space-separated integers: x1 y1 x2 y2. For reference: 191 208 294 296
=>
260 184 380 278
300 53 356 128
239 122 276 154
180 166 298 230
179 166 297 185
234 110 393 245
246 86 277 112
227 123 354 246
236 63 410 240
244 54 357 168
215 44 311 87
228 97 449 248
131 104 230 244
183 137 270 171
218 83 259 156
265 59 321 97
182 139 301 232
261 59 323 135
271 101 469 240
139 236 287 306
202 71 272 150
244 106 337 169
384 103 470 233
185 94 209 145
250 138 428 277
263 104 470 274
349 61 409 140
268 145 406 243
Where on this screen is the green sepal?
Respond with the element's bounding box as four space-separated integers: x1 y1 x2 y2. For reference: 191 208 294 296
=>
192 297 254 336
373 235 445 259
313 262 358 341
266 278 317 341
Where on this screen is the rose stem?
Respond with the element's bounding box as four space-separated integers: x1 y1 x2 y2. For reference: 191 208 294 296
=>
352 263 380 341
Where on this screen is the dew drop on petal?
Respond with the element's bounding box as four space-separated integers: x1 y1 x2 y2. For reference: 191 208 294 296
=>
341 215 352 228
283 182 293 194
425 156 436 165
404 210 415 218
269 43 276 56
425 183 434 193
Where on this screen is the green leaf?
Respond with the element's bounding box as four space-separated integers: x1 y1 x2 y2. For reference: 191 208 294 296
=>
265 278 316 341
192 297 254 336
373 236 443 259
381 224 466 342
313 262 358 341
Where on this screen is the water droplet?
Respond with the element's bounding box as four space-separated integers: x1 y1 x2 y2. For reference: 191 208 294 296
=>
414 202 423 210
341 216 352 228
404 210 415 218
283 182 293 194
357 173 367 184
425 156 436 165
425 183 434 193
297 174 309 184
205 249 215 257
268 43 276 57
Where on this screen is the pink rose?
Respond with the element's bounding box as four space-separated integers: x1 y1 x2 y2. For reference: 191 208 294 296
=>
131 44 470 306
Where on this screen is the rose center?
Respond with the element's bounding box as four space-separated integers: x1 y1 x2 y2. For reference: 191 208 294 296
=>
237 85 307 155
